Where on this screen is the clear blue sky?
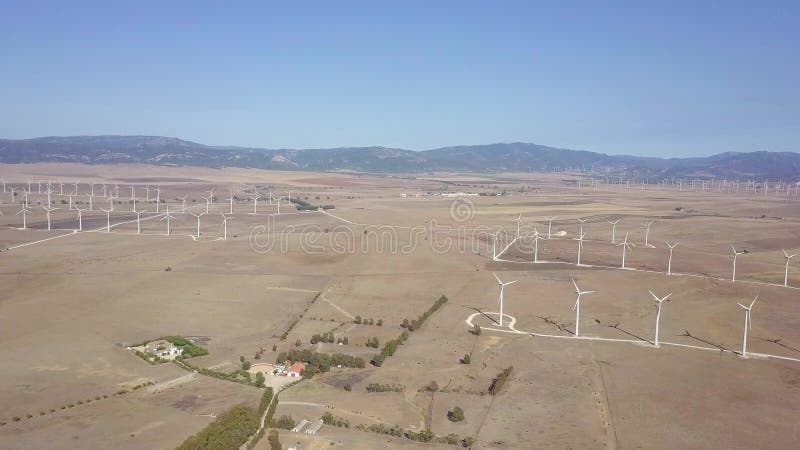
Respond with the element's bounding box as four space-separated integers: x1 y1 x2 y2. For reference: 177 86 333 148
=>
1 1 798 156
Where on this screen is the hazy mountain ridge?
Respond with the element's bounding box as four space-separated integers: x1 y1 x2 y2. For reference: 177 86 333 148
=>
0 136 797 179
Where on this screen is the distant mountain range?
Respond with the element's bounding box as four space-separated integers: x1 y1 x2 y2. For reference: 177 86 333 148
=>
1 135 798 180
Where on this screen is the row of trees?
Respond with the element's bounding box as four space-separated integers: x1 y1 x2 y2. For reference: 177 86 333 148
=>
489 366 514 395
365 337 380 348
354 316 383 326
371 330 409 367
309 332 336 344
365 383 405 393
401 295 448 331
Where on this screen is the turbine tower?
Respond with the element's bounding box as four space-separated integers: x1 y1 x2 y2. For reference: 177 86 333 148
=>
190 212 205 238
575 232 586 266
665 242 678 275
577 217 588 237
608 219 621 244
617 233 632 269
782 250 797 287
648 290 672 347
642 221 654 247
731 245 745 282
547 217 555 239
737 296 758 358
493 272 518 327
220 212 233 240
571 278 595 337
16 206 32 230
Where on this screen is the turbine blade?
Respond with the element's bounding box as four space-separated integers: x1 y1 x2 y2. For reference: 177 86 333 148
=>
737 303 747 309
662 293 673 301
648 290 660 302
493 272 502 284
572 299 579 311
750 295 758 309
571 278 579 293
505 280 519 286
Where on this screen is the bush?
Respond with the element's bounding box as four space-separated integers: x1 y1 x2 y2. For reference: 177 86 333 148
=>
271 415 295 430
447 406 464 422
472 323 481 335
462 354 471 364
267 429 281 450
255 372 265 388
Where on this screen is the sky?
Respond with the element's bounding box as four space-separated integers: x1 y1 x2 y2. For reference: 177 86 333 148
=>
0 1 798 157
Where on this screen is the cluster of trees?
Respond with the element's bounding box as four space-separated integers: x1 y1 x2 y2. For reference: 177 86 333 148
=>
176 405 259 450
489 366 514 395
365 383 405 393
354 316 383 326
289 196 335 211
309 332 335 344
271 415 295 430
275 349 365 377
253 346 266 360
371 330 409 367
163 336 209 358
461 353 471 364
447 406 465 422
401 295 448 331
365 337 380 348
321 411 350 428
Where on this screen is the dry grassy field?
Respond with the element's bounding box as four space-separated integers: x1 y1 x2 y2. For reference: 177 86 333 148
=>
1 163 799 449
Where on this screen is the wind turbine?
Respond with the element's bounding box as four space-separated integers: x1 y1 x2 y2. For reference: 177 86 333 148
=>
16 206 32 229
514 213 523 238
608 219 621 244
577 217 588 237
493 273 518 327
75 207 85 231
737 295 758 358
547 217 555 239
571 278 595 337
665 242 678 275
100 207 113 232
228 191 235 214
782 250 797 287
648 290 672 347
220 212 233 240
154 186 161 213
190 211 205 238
491 231 499 261
531 228 544 262
250 193 261 215
88 193 94 211
180 195 188 213
731 245 745 282
42 205 58 231
161 207 175 236
136 210 144 235
617 233 632 269
202 193 212 214
642 221 654 247
575 232 586 266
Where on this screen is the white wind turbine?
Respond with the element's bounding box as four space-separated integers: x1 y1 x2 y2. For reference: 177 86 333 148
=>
154 186 161 213
100 207 113 232
161 207 175 236
571 278 595 337
648 290 672 347
617 233 632 269
782 250 797 287
220 212 233 240
642 221 654 247
547 216 555 239
208 189 215 205
250 193 261 215
75 207 85 231
42 205 58 231
665 242 678 275
531 228 545 262
575 232 586 266
88 193 94 211
174 194 186 213
202 193 212 214
493 272 518 327
608 219 621 244
190 211 205 238
17 206 32 229
514 213 523 238
737 295 758 358
135 210 145 235
491 231 499 261
577 217 588 237
731 245 745 282
228 191 235 214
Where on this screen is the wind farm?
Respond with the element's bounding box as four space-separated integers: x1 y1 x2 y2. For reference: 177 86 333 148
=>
1 163 800 450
